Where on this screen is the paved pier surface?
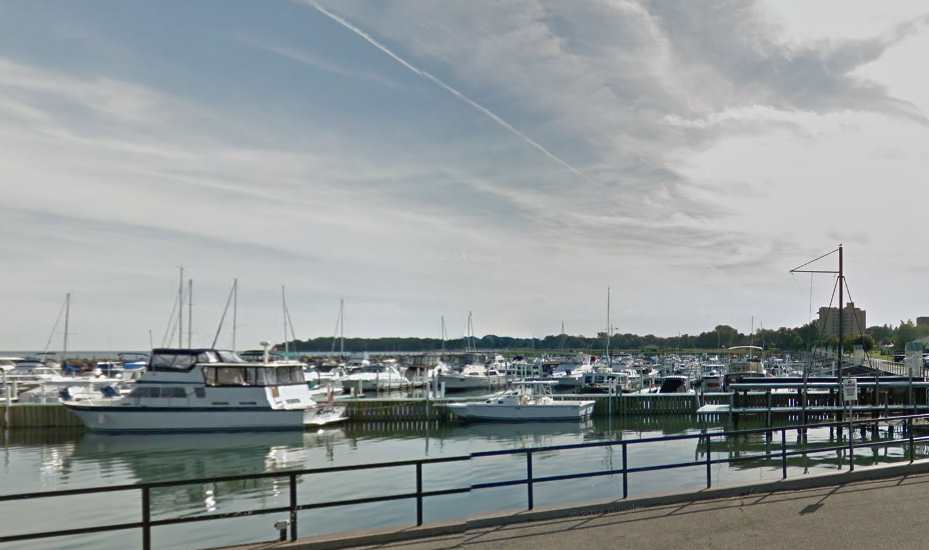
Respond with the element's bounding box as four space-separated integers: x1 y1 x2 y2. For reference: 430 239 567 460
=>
224 472 928 550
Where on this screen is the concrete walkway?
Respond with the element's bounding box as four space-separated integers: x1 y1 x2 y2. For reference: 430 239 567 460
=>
352 474 928 550
221 466 929 550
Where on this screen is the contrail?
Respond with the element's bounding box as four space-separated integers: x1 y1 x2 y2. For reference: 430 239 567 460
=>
305 1 588 180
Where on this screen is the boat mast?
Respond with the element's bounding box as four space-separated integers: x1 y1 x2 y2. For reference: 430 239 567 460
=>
441 315 446 352
282 285 289 355
838 244 844 377
232 278 238 351
63 292 70 359
339 298 344 358
187 278 193 348
606 287 611 369
177 266 184 348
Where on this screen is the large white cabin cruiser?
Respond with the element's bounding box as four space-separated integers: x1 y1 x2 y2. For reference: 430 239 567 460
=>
62 348 346 432
447 381 595 422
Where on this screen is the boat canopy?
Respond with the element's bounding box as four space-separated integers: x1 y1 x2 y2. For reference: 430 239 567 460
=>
149 348 243 372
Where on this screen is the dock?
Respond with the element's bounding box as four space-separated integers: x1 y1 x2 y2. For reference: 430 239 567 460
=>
3 379 928 430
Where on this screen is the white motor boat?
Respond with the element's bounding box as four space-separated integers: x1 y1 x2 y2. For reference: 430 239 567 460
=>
447 381 595 422
341 361 409 393
62 348 347 432
437 363 504 392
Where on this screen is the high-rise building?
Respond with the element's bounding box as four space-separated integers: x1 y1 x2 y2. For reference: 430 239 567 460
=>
817 302 866 338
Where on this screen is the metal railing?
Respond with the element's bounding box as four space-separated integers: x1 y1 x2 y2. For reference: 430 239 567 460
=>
2 412 929 549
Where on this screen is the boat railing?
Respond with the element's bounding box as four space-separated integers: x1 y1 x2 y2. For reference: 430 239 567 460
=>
3 412 929 549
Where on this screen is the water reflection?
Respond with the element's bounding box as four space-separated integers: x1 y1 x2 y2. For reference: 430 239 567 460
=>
61 430 346 518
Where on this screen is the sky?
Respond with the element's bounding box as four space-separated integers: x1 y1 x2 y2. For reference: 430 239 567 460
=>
1 1 928 350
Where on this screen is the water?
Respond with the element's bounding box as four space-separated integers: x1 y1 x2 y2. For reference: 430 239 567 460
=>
0 417 921 550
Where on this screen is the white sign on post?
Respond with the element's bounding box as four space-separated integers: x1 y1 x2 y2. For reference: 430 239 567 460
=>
842 378 858 402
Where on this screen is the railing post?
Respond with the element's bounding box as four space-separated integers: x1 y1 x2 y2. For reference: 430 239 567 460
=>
142 486 151 550
621 442 628 499
289 472 298 541
416 462 423 526
781 428 787 479
526 449 534 510
704 430 711 489
848 420 855 472
909 418 915 463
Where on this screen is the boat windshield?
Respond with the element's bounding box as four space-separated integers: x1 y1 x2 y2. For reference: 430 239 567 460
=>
203 365 305 386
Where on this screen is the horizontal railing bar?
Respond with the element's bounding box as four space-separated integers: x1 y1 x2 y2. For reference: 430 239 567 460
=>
296 493 419 510
0 521 143 543
626 460 704 474
421 487 472 497
533 469 625 484
150 506 291 527
471 479 528 490
0 483 144 502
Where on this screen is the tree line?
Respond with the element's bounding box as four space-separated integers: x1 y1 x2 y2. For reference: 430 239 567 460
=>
282 320 929 353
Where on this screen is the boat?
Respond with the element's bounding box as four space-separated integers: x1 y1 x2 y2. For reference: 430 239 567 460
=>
447 381 595 422
340 360 408 393
437 363 504 392
657 375 692 393
724 345 766 390
62 348 347 432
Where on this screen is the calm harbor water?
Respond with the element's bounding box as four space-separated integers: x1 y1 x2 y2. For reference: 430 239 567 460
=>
0 416 920 550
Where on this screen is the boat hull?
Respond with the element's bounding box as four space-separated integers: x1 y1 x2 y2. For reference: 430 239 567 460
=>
64 404 308 432
447 400 595 422
437 374 504 392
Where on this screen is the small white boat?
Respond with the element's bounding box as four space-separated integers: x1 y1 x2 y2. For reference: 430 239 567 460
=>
63 348 346 432
447 381 595 422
